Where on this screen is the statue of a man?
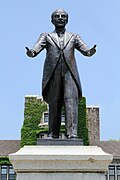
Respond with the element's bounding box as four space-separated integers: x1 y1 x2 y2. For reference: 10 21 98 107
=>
26 9 96 139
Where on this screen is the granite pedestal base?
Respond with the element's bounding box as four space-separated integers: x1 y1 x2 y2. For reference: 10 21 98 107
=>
9 146 113 180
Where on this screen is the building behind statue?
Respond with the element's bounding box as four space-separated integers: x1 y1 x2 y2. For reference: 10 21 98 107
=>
0 95 120 180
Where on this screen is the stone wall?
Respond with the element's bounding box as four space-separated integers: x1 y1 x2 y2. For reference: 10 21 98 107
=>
86 106 100 144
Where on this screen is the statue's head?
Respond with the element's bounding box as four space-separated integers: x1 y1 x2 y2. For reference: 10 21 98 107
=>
51 9 68 28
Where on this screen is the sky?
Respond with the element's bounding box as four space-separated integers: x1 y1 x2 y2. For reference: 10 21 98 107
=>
0 0 120 140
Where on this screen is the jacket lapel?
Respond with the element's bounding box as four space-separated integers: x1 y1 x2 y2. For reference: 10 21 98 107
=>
48 31 73 49
48 32 59 48
64 31 73 49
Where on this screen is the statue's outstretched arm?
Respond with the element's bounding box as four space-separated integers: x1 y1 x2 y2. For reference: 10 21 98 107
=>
26 33 47 58
75 34 97 57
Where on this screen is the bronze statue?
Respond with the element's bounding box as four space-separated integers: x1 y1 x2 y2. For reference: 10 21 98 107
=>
26 9 96 139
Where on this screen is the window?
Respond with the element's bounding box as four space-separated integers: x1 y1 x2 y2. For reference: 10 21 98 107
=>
109 165 115 180
44 112 49 123
1 165 7 180
0 165 16 180
43 112 65 123
106 165 120 180
117 166 120 180
61 114 65 123
9 166 16 180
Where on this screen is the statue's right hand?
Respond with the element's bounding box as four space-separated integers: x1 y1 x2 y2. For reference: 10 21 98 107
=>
25 47 35 57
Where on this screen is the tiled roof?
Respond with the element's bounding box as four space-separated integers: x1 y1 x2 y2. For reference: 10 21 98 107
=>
92 141 120 157
0 140 20 156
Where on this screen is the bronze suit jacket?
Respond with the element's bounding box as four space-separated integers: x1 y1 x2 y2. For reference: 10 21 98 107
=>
32 31 90 103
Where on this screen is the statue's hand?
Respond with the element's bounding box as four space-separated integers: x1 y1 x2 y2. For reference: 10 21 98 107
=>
89 45 97 56
25 47 36 57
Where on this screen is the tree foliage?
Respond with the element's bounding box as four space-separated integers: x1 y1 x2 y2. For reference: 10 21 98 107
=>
0 157 11 165
20 97 47 147
78 97 89 145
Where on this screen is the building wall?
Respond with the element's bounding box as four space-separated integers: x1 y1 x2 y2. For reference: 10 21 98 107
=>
86 106 100 144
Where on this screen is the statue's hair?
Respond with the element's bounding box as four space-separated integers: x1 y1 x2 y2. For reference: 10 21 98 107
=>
51 9 68 22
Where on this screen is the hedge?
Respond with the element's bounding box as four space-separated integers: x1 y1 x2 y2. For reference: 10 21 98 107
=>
0 157 11 165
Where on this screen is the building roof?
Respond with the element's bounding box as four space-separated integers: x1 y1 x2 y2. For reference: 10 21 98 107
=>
92 141 120 157
0 140 120 157
0 140 20 156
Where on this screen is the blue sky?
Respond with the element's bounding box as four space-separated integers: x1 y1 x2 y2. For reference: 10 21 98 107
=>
0 0 120 140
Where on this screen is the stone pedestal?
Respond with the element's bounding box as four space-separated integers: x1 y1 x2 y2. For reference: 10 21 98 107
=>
9 145 113 180
37 138 83 145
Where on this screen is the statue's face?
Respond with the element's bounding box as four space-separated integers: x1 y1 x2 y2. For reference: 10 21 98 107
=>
52 10 68 28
